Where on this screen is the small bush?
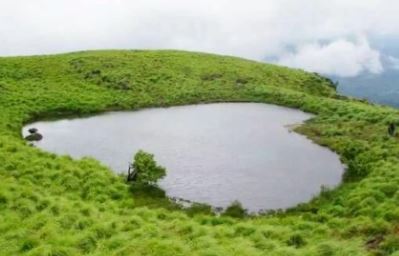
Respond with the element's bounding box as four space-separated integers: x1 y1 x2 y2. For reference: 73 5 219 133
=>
20 239 38 252
186 203 213 216
132 150 166 183
223 201 247 218
315 242 335 256
286 233 307 248
78 235 97 253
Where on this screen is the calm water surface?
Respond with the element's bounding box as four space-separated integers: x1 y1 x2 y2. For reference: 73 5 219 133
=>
23 103 344 212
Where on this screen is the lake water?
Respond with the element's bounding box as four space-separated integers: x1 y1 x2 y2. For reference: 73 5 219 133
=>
23 103 344 212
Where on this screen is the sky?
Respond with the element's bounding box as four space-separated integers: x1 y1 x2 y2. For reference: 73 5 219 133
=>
1 0 399 77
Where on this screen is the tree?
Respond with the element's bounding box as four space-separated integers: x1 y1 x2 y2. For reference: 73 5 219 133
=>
132 150 166 183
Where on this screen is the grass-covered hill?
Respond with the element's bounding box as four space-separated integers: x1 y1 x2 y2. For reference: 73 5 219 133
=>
0 50 398 255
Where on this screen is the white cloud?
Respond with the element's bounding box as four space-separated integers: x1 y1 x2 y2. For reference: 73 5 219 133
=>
0 0 398 77
275 37 383 77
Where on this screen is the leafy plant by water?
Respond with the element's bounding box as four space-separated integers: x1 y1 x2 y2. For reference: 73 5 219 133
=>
128 150 166 183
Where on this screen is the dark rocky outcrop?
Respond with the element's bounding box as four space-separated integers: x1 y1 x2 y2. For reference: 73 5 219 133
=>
28 128 38 134
25 133 43 141
25 128 43 141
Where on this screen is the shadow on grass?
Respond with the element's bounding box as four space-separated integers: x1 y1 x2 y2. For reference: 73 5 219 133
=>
129 182 257 219
129 182 215 217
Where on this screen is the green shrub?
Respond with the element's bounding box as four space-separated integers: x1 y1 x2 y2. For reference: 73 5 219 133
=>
20 239 38 252
223 201 247 218
132 150 166 183
286 233 307 248
78 235 97 253
315 242 335 256
186 203 213 216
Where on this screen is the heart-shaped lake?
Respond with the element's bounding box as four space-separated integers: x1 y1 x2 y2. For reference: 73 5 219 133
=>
23 103 344 212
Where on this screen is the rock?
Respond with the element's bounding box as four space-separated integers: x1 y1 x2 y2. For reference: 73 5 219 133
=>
25 133 43 141
28 128 38 134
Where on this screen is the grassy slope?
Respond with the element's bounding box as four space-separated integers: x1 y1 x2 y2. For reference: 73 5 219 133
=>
0 50 398 255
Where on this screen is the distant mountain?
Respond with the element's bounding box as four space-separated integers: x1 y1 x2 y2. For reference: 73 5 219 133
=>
333 69 399 108
333 43 399 108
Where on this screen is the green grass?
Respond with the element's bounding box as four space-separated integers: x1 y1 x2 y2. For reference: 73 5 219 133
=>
0 50 398 255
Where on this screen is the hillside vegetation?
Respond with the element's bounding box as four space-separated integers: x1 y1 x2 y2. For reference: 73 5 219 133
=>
0 50 398 255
